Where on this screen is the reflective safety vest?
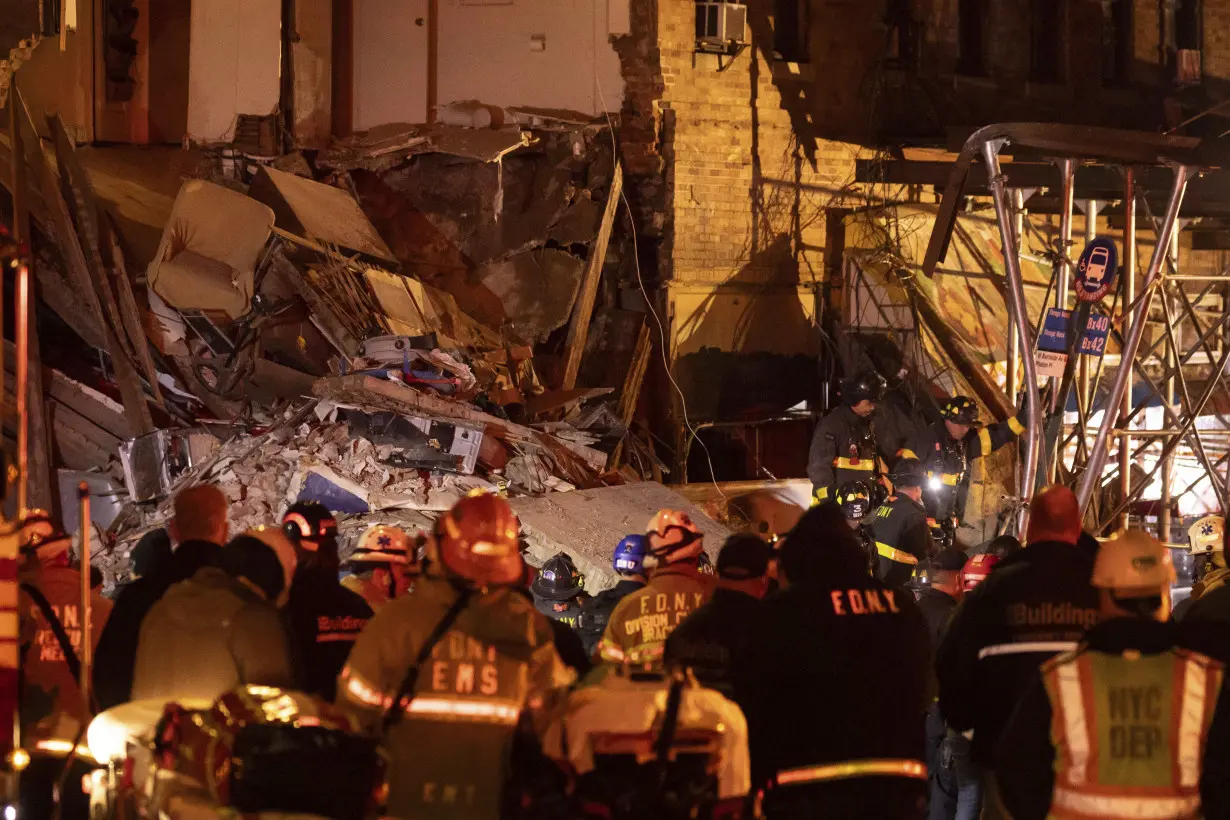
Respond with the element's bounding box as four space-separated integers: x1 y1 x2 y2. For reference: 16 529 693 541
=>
1041 647 1224 820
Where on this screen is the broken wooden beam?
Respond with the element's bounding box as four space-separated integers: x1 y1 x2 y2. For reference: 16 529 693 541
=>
560 163 622 391
609 320 651 470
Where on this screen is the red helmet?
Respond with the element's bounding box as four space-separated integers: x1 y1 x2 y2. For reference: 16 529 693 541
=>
434 492 523 588
961 553 1001 591
645 509 704 565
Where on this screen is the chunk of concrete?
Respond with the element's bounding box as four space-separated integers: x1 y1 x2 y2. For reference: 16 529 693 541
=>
511 482 730 594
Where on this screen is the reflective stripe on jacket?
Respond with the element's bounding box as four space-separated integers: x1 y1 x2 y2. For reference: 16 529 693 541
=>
1041 647 1223 820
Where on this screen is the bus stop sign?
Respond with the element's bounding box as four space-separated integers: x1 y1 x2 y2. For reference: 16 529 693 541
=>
1074 236 1119 303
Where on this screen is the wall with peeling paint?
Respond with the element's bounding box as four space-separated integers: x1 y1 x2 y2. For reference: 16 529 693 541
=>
186 0 281 144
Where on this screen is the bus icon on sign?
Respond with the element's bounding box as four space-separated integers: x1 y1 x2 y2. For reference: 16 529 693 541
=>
1076 237 1118 303
1084 247 1110 286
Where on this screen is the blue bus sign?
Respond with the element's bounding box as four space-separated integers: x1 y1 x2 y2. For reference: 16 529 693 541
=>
1075 237 1119 303
1080 312 1111 357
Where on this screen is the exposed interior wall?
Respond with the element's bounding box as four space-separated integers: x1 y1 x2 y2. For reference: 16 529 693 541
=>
147 0 191 144
352 0 429 129
292 0 333 147
435 0 625 115
186 0 281 143
13 0 92 142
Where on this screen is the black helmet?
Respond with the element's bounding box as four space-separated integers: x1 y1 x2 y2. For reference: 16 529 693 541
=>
530 552 585 601
889 457 926 489
842 370 887 405
941 396 980 425
835 481 873 521
282 501 339 545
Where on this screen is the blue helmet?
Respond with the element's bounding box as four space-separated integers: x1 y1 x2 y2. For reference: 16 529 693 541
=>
613 534 648 576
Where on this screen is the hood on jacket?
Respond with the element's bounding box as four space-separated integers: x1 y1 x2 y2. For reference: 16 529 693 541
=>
156 567 264 634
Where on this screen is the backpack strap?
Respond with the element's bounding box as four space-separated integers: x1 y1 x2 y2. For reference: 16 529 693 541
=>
381 587 474 732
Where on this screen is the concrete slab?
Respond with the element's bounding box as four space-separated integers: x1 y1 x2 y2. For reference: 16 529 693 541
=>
512 482 731 593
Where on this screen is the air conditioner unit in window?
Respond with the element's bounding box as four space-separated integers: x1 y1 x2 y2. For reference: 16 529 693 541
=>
695 1 747 53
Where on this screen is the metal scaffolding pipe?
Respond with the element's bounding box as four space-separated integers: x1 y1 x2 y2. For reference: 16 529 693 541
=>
1053 159 1077 416
1008 189 1025 400
984 139 1043 533
1077 164 1190 512
1078 200 1100 431
1160 225 1180 541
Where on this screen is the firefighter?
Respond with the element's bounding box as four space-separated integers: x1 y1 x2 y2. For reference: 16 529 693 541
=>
901 396 1026 546
281 503 373 701
576 535 648 656
836 480 878 575
936 485 1099 817
530 552 589 627
1177 516 1230 663
342 524 422 613
960 552 1001 593
744 503 933 819
598 510 715 667
870 458 937 588
997 529 1230 820
807 369 891 505
338 492 572 820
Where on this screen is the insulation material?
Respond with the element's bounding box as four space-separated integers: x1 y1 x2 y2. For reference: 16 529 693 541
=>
186 0 281 143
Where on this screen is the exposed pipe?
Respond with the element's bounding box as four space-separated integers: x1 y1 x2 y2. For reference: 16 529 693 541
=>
984 139 1043 534
77 482 91 718
1077 164 1190 512
1008 189 1025 401
15 255 29 514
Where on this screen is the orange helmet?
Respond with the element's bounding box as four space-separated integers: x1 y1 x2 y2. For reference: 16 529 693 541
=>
645 509 704 565
434 492 523 588
961 553 1001 592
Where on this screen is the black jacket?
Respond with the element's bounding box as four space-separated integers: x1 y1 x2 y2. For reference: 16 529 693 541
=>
916 587 958 652
286 567 373 701
902 416 1023 524
663 587 760 701
1179 583 1230 665
807 406 883 503
997 618 1230 820
93 539 221 709
742 569 934 809
575 579 644 656
869 494 935 588
936 540 1099 766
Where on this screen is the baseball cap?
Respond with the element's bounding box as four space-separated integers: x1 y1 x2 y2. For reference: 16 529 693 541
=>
716 534 773 580
931 548 968 573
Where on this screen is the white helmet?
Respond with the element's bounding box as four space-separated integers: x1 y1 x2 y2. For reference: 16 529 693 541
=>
1188 515 1224 555
1093 529 1176 595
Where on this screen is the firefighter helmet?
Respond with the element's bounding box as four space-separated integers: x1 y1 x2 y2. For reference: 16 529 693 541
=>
434 491 524 588
842 370 887 405
240 526 299 605
1187 515 1224 555
613 534 648 576
835 481 873 521
889 457 926 489
282 501 339 546
1092 529 1176 593
531 552 585 600
16 509 71 563
350 525 413 566
961 553 1001 591
645 509 704 565
941 396 980 425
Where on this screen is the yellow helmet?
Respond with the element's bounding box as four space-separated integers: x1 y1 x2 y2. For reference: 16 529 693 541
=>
1187 515 1224 555
1092 529 1175 594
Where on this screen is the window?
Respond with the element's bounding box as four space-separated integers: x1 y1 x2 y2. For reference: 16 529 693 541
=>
1175 0 1201 51
773 0 809 63
957 0 988 76
1101 0 1131 85
885 0 919 70
1029 0 1065 83
41 0 61 35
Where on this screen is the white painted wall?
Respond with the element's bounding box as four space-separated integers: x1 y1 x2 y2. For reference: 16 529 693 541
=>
353 0 430 129
186 0 281 143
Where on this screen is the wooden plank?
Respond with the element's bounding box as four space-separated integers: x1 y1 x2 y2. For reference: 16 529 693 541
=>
560 163 622 390
104 215 164 405
609 321 651 470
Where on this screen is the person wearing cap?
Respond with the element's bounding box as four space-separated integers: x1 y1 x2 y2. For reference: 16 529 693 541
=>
997 529 1230 820
338 491 572 820
281 503 373 701
576 534 649 656
870 458 937 588
343 524 422 613
807 369 897 506
742 503 933 818
899 396 1027 545
530 552 590 627
664 533 773 701
130 527 296 704
936 485 1100 818
917 549 978 820
837 480 878 575
95 484 228 710
598 509 715 668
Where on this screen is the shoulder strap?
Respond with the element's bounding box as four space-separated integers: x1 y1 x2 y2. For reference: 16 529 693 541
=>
652 671 688 784
381 586 474 732
19 582 82 686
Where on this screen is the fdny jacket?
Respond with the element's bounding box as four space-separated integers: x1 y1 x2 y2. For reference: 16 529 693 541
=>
936 540 1100 767
338 574 573 820
902 414 1024 523
997 618 1230 820
598 564 714 666
869 494 936 587
742 569 934 815
807 406 885 504
576 579 644 656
